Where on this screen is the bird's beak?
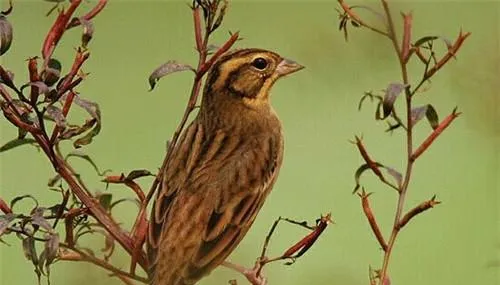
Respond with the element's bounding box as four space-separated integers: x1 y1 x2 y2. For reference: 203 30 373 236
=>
276 58 304 76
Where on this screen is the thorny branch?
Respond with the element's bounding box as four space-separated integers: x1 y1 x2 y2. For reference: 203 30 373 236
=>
223 214 332 285
337 0 468 284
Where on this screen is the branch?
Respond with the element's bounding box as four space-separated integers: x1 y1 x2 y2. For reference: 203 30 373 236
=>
337 0 390 37
58 245 148 284
411 109 461 161
359 190 387 251
397 196 440 229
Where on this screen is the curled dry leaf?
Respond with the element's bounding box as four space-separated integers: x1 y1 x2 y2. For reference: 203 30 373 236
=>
148 60 195 91
22 236 40 272
0 15 12 56
60 94 101 148
44 232 60 267
411 104 439 129
31 207 54 233
46 105 67 128
59 119 96 140
410 105 427 127
383 83 406 118
0 213 16 237
385 166 402 188
24 81 50 96
79 17 94 48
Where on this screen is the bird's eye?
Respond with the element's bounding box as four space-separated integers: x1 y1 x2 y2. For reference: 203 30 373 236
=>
251 57 268 70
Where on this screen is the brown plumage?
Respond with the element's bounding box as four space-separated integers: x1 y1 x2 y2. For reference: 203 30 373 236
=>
147 48 303 285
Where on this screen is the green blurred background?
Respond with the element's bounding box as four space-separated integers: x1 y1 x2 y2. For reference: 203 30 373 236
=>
1 0 498 284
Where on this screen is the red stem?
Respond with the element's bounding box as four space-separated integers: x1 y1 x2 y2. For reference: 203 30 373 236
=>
411 110 461 161
359 191 387 251
28 57 40 104
67 0 108 30
42 0 83 59
401 12 412 63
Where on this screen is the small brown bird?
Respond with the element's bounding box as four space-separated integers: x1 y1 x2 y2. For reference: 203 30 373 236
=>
147 48 303 285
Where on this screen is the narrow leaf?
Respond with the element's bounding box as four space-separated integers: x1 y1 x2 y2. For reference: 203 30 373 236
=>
413 36 438 47
0 213 16 236
31 208 53 233
21 81 50 96
59 119 96 140
98 193 113 211
66 150 106 176
126 169 154 181
383 83 406 118
47 174 61 187
73 121 101 148
44 233 59 266
411 105 428 127
353 164 371 193
0 138 37 152
22 236 38 265
63 95 102 148
70 94 100 121
148 60 195 91
385 166 402 187
10 195 38 211
79 17 94 48
353 162 385 193
426 104 439 130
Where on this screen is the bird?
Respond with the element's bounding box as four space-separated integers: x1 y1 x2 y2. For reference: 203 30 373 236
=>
147 48 304 285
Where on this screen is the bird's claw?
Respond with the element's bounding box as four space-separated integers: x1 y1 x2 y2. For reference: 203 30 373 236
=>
222 260 268 285
242 260 267 285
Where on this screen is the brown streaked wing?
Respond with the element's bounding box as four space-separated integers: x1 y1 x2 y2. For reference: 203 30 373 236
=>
147 121 203 273
182 133 283 281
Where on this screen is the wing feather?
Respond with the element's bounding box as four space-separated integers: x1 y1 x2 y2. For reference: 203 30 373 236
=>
148 121 283 285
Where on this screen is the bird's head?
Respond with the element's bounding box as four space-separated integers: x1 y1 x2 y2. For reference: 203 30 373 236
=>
203 48 304 111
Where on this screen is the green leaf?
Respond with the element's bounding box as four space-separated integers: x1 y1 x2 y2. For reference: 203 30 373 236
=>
353 163 383 193
126 169 154 180
10 195 38 212
98 193 113 211
413 36 439 47
66 150 108 176
0 138 37 152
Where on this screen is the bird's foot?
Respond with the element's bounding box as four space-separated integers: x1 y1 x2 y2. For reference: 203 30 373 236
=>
222 259 267 285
